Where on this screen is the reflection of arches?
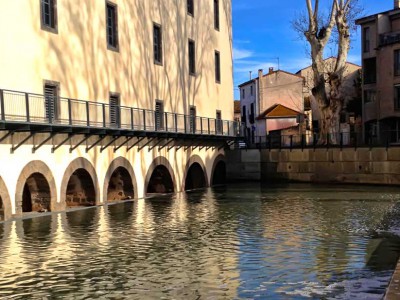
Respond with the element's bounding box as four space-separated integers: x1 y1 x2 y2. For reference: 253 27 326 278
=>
210 154 226 186
15 161 58 215
183 155 208 191
103 157 138 202
61 158 99 207
144 157 176 196
0 177 11 221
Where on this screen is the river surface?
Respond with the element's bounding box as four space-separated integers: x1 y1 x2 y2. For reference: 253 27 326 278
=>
1 183 400 299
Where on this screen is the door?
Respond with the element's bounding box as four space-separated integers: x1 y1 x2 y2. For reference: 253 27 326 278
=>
44 84 57 123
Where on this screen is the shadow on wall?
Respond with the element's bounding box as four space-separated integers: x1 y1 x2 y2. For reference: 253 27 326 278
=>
29 0 231 115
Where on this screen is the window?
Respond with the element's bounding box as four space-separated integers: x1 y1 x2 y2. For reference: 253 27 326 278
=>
363 58 376 84
187 0 194 16
155 101 164 130
215 51 221 83
214 0 220 30
250 85 253 96
250 103 255 124
41 0 57 32
364 90 376 103
109 93 120 127
395 86 400 110
395 49 400 76
106 2 118 50
363 27 370 53
189 106 196 133
153 23 163 65
189 40 196 75
216 110 222 134
44 82 59 123
242 88 245 98
241 106 246 123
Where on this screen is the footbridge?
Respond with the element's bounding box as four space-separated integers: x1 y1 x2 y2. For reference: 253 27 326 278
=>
0 89 243 221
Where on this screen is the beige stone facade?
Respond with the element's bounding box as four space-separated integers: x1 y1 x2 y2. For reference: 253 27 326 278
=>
0 0 234 221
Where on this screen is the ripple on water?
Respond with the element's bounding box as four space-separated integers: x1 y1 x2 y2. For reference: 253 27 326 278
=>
0 184 400 299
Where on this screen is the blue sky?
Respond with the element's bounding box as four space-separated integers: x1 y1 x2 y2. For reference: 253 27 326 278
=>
232 0 393 99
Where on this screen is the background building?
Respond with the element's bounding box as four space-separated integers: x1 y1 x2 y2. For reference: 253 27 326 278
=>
356 1 400 143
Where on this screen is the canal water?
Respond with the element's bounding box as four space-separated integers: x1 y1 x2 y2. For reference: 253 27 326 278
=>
1 184 400 299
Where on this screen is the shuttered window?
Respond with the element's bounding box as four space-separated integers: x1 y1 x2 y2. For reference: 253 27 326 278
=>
215 51 221 83
216 111 222 134
189 40 196 75
109 95 120 127
44 84 57 123
155 101 164 130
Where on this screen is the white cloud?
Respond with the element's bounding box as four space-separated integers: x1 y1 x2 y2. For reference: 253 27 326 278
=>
233 47 253 60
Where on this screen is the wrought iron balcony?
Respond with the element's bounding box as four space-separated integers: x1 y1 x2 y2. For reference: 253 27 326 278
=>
0 89 244 139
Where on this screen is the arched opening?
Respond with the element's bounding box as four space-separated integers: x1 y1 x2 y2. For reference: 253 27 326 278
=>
22 173 51 213
107 167 134 201
147 165 174 194
0 196 4 221
185 163 207 191
212 161 226 186
66 168 96 207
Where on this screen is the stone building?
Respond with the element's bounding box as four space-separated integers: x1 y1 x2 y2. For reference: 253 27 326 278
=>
0 0 236 221
356 1 400 143
238 68 306 142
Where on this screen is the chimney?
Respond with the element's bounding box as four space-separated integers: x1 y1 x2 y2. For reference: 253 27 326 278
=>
258 69 263 78
395 0 400 9
269 67 274 74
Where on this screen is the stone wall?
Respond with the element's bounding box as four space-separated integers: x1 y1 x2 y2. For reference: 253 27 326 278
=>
227 148 400 185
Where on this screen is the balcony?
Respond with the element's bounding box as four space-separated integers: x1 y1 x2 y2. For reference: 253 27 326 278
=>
379 31 400 47
0 89 244 143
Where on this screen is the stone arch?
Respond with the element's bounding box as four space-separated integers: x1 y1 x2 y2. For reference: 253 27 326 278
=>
0 176 12 221
103 157 138 202
15 161 58 215
144 156 177 196
183 155 209 191
60 158 99 207
210 154 227 186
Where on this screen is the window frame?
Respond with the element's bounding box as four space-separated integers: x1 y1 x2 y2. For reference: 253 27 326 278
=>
188 39 196 76
363 27 370 53
214 0 220 31
215 50 221 83
153 23 163 66
40 0 58 34
106 1 119 52
187 0 194 17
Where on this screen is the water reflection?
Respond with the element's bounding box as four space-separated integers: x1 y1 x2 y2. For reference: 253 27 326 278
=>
0 184 399 299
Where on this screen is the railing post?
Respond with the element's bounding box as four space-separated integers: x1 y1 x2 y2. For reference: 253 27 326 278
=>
86 101 90 127
326 133 330 148
301 134 305 151
200 118 203 134
215 119 217 134
165 112 168 132
227 121 230 136
313 133 317 150
0 89 5 121
208 118 210 135
340 132 343 150
290 135 293 150
174 114 178 132
102 103 106 128
143 110 146 131
25 93 30 123
184 115 187 133
130 108 134 130
68 98 72 125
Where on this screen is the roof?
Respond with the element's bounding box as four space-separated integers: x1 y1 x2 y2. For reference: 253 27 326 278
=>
356 8 400 25
269 124 300 133
234 100 241 113
238 69 304 88
295 56 361 74
256 104 303 120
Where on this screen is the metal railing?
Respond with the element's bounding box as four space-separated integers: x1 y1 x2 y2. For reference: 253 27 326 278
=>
0 89 244 137
241 131 400 150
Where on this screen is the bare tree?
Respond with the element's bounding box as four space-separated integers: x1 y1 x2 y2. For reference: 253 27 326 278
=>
294 0 362 144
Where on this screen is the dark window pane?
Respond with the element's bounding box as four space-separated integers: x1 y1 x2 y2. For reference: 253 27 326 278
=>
363 58 376 84
215 51 221 83
189 40 195 75
214 0 220 30
187 0 194 15
106 4 118 49
153 25 162 64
